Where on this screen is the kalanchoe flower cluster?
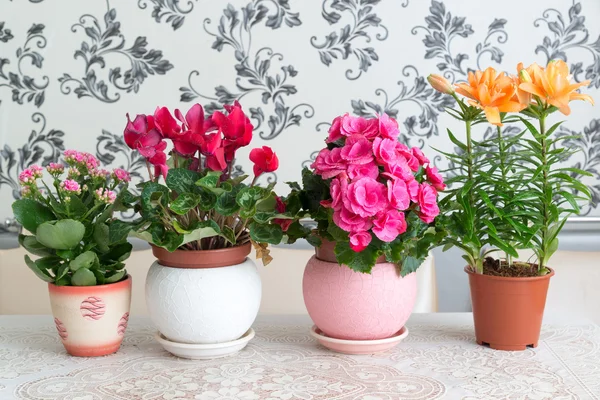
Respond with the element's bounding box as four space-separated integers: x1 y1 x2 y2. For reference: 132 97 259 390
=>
18 165 43 184
112 168 131 183
60 179 82 195
124 101 277 180
312 113 445 252
89 168 110 180
94 188 117 204
64 150 99 170
46 163 65 176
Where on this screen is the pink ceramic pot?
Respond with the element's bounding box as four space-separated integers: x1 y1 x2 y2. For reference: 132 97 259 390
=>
303 250 417 341
48 276 132 357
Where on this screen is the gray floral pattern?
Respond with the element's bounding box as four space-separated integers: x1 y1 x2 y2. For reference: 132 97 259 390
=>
0 23 48 107
137 0 198 31
59 8 173 103
0 0 599 217
311 0 389 80
534 2 600 88
180 1 312 140
0 113 64 199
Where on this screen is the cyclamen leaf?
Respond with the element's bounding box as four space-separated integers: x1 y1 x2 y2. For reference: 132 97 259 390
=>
181 220 221 246
248 222 283 245
170 193 201 215
166 168 202 194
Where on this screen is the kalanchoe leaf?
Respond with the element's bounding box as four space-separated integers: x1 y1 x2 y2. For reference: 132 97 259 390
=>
19 234 53 257
24 255 55 282
35 256 62 271
166 168 202 194
55 264 70 281
36 220 85 250
12 199 56 233
93 223 110 253
65 195 88 219
248 222 283 244
56 249 76 260
69 251 99 271
170 192 201 215
71 267 97 286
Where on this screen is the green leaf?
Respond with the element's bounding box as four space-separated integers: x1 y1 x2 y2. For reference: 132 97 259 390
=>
334 240 379 274
221 226 236 245
71 267 97 286
400 256 424 277
196 171 222 189
306 233 322 248
55 264 69 281
286 181 302 191
105 269 126 284
108 219 135 244
170 193 201 215
101 242 132 263
56 249 76 260
35 256 61 271
36 219 85 250
19 234 53 257
24 255 54 282
181 220 221 246
64 195 88 219
216 190 241 216
446 129 467 151
229 174 249 186
249 222 283 245
69 251 99 271
197 188 217 211
12 199 56 233
166 168 202 194
236 186 264 209
140 182 169 215
93 223 110 253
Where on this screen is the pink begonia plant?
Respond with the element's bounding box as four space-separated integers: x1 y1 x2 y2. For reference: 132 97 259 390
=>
294 113 447 274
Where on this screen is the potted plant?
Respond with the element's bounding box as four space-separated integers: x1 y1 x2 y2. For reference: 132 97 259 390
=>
428 59 594 350
11 150 133 356
290 112 445 349
115 101 303 357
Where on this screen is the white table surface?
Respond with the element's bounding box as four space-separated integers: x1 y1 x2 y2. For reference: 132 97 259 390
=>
0 313 598 399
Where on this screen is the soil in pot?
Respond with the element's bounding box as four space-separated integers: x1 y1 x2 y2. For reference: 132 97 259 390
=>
481 257 540 277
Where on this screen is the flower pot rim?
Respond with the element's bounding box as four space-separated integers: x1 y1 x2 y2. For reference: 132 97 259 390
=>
48 274 132 293
151 242 252 269
464 266 555 281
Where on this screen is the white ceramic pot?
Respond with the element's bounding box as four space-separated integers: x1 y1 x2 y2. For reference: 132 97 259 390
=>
145 244 261 345
48 275 132 357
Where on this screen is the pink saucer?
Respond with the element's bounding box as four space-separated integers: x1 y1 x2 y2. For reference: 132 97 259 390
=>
310 325 409 355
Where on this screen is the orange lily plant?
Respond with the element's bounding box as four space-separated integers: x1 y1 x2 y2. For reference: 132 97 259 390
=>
428 60 593 275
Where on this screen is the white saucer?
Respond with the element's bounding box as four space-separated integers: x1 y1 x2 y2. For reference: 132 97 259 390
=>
310 325 408 355
155 329 255 360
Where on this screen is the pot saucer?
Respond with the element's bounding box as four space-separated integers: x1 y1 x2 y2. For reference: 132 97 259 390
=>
310 325 408 355
155 329 255 360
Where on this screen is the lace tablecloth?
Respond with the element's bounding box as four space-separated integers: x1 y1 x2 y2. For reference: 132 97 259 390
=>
0 313 598 399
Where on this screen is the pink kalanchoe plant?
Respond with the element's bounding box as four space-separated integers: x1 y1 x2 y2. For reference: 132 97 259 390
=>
291 113 446 274
12 150 133 286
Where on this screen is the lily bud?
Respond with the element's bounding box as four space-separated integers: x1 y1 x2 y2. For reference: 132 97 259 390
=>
519 68 532 83
427 74 454 94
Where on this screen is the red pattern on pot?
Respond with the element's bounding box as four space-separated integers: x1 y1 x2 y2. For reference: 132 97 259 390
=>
54 318 68 340
117 312 129 336
80 296 106 320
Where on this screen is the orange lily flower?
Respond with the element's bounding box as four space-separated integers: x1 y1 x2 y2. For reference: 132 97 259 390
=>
518 60 594 115
455 67 525 126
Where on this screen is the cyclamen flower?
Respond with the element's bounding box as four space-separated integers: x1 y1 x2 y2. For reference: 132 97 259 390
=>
273 196 293 232
249 146 279 177
18 165 43 183
95 188 117 204
112 168 131 183
60 179 81 194
46 163 65 176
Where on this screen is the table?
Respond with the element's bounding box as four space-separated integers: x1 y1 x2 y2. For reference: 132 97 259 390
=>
1 314 599 399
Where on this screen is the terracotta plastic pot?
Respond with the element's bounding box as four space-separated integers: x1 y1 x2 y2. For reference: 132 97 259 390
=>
48 275 132 357
303 239 417 341
146 242 261 345
466 266 554 351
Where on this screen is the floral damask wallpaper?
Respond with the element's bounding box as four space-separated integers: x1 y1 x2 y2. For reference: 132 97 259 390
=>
1 0 599 220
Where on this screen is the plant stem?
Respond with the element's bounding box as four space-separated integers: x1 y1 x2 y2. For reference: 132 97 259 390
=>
539 114 548 271
465 119 482 273
496 125 510 264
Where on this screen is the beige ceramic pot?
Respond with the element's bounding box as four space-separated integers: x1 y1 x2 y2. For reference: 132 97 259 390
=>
48 275 132 357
